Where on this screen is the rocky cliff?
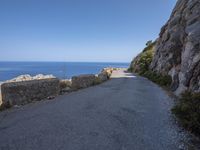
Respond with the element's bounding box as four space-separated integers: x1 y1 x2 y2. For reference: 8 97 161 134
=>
131 0 200 96
151 0 200 95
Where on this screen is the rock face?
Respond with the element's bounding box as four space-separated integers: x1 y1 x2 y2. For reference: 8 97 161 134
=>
151 0 200 95
71 74 96 89
1 78 60 107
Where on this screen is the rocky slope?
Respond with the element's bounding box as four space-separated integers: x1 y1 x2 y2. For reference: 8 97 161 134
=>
151 0 200 95
131 0 200 96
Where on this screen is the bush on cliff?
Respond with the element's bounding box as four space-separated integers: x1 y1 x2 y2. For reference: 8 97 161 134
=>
143 71 172 87
129 41 155 74
172 92 200 135
129 41 172 87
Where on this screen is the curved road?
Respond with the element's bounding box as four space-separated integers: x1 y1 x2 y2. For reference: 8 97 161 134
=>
0 70 189 150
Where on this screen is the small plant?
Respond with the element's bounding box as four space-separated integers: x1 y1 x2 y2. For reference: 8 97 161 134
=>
146 40 153 47
129 41 155 73
137 50 154 75
172 91 200 135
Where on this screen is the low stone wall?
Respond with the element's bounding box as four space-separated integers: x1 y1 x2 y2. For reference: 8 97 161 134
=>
0 92 2 107
60 79 72 93
0 68 115 110
70 68 114 90
97 68 113 82
1 78 60 108
72 74 96 89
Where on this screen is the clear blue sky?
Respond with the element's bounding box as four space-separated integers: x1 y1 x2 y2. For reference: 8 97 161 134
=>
0 0 176 62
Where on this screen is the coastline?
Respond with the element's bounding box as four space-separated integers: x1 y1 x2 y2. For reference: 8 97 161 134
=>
0 62 129 82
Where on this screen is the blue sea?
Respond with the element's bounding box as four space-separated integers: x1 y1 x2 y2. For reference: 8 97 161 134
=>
0 62 129 81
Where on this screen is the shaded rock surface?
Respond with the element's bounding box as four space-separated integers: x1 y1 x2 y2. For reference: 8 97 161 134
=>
150 0 200 95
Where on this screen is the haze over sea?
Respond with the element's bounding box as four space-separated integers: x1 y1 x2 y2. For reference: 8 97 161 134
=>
0 62 129 82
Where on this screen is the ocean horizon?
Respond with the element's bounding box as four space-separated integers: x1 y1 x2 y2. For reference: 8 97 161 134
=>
0 61 129 82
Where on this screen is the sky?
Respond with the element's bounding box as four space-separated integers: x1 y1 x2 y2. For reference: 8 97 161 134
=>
0 0 176 62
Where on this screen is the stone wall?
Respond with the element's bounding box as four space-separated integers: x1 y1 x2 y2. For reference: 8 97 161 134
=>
0 91 2 107
1 78 60 107
60 79 72 93
71 74 96 89
71 68 114 90
0 68 114 109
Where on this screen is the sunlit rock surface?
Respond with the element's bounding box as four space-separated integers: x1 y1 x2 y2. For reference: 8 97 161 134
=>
150 0 200 95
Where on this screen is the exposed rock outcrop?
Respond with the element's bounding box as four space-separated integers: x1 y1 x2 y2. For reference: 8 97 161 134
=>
151 0 200 95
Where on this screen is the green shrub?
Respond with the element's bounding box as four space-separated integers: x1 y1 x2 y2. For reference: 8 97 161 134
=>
129 40 172 87
172 91 200 135
129 41 155 73
143 41 156 52
143 71 172 87
127 67 133 72
137 50 154 75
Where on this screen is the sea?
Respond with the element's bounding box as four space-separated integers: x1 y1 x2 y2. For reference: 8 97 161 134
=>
0 62 129 82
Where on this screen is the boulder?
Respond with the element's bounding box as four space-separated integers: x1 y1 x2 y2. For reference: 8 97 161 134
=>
71 74 96 89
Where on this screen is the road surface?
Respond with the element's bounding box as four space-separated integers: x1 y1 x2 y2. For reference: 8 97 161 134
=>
0 70 192 150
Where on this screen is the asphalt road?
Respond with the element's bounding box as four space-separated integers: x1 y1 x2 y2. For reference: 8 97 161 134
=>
0 70 190 150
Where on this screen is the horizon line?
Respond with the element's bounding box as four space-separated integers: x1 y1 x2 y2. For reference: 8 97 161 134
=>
0 60 130 63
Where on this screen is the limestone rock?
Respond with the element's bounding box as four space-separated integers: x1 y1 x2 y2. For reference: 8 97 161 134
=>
150 0 200 95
